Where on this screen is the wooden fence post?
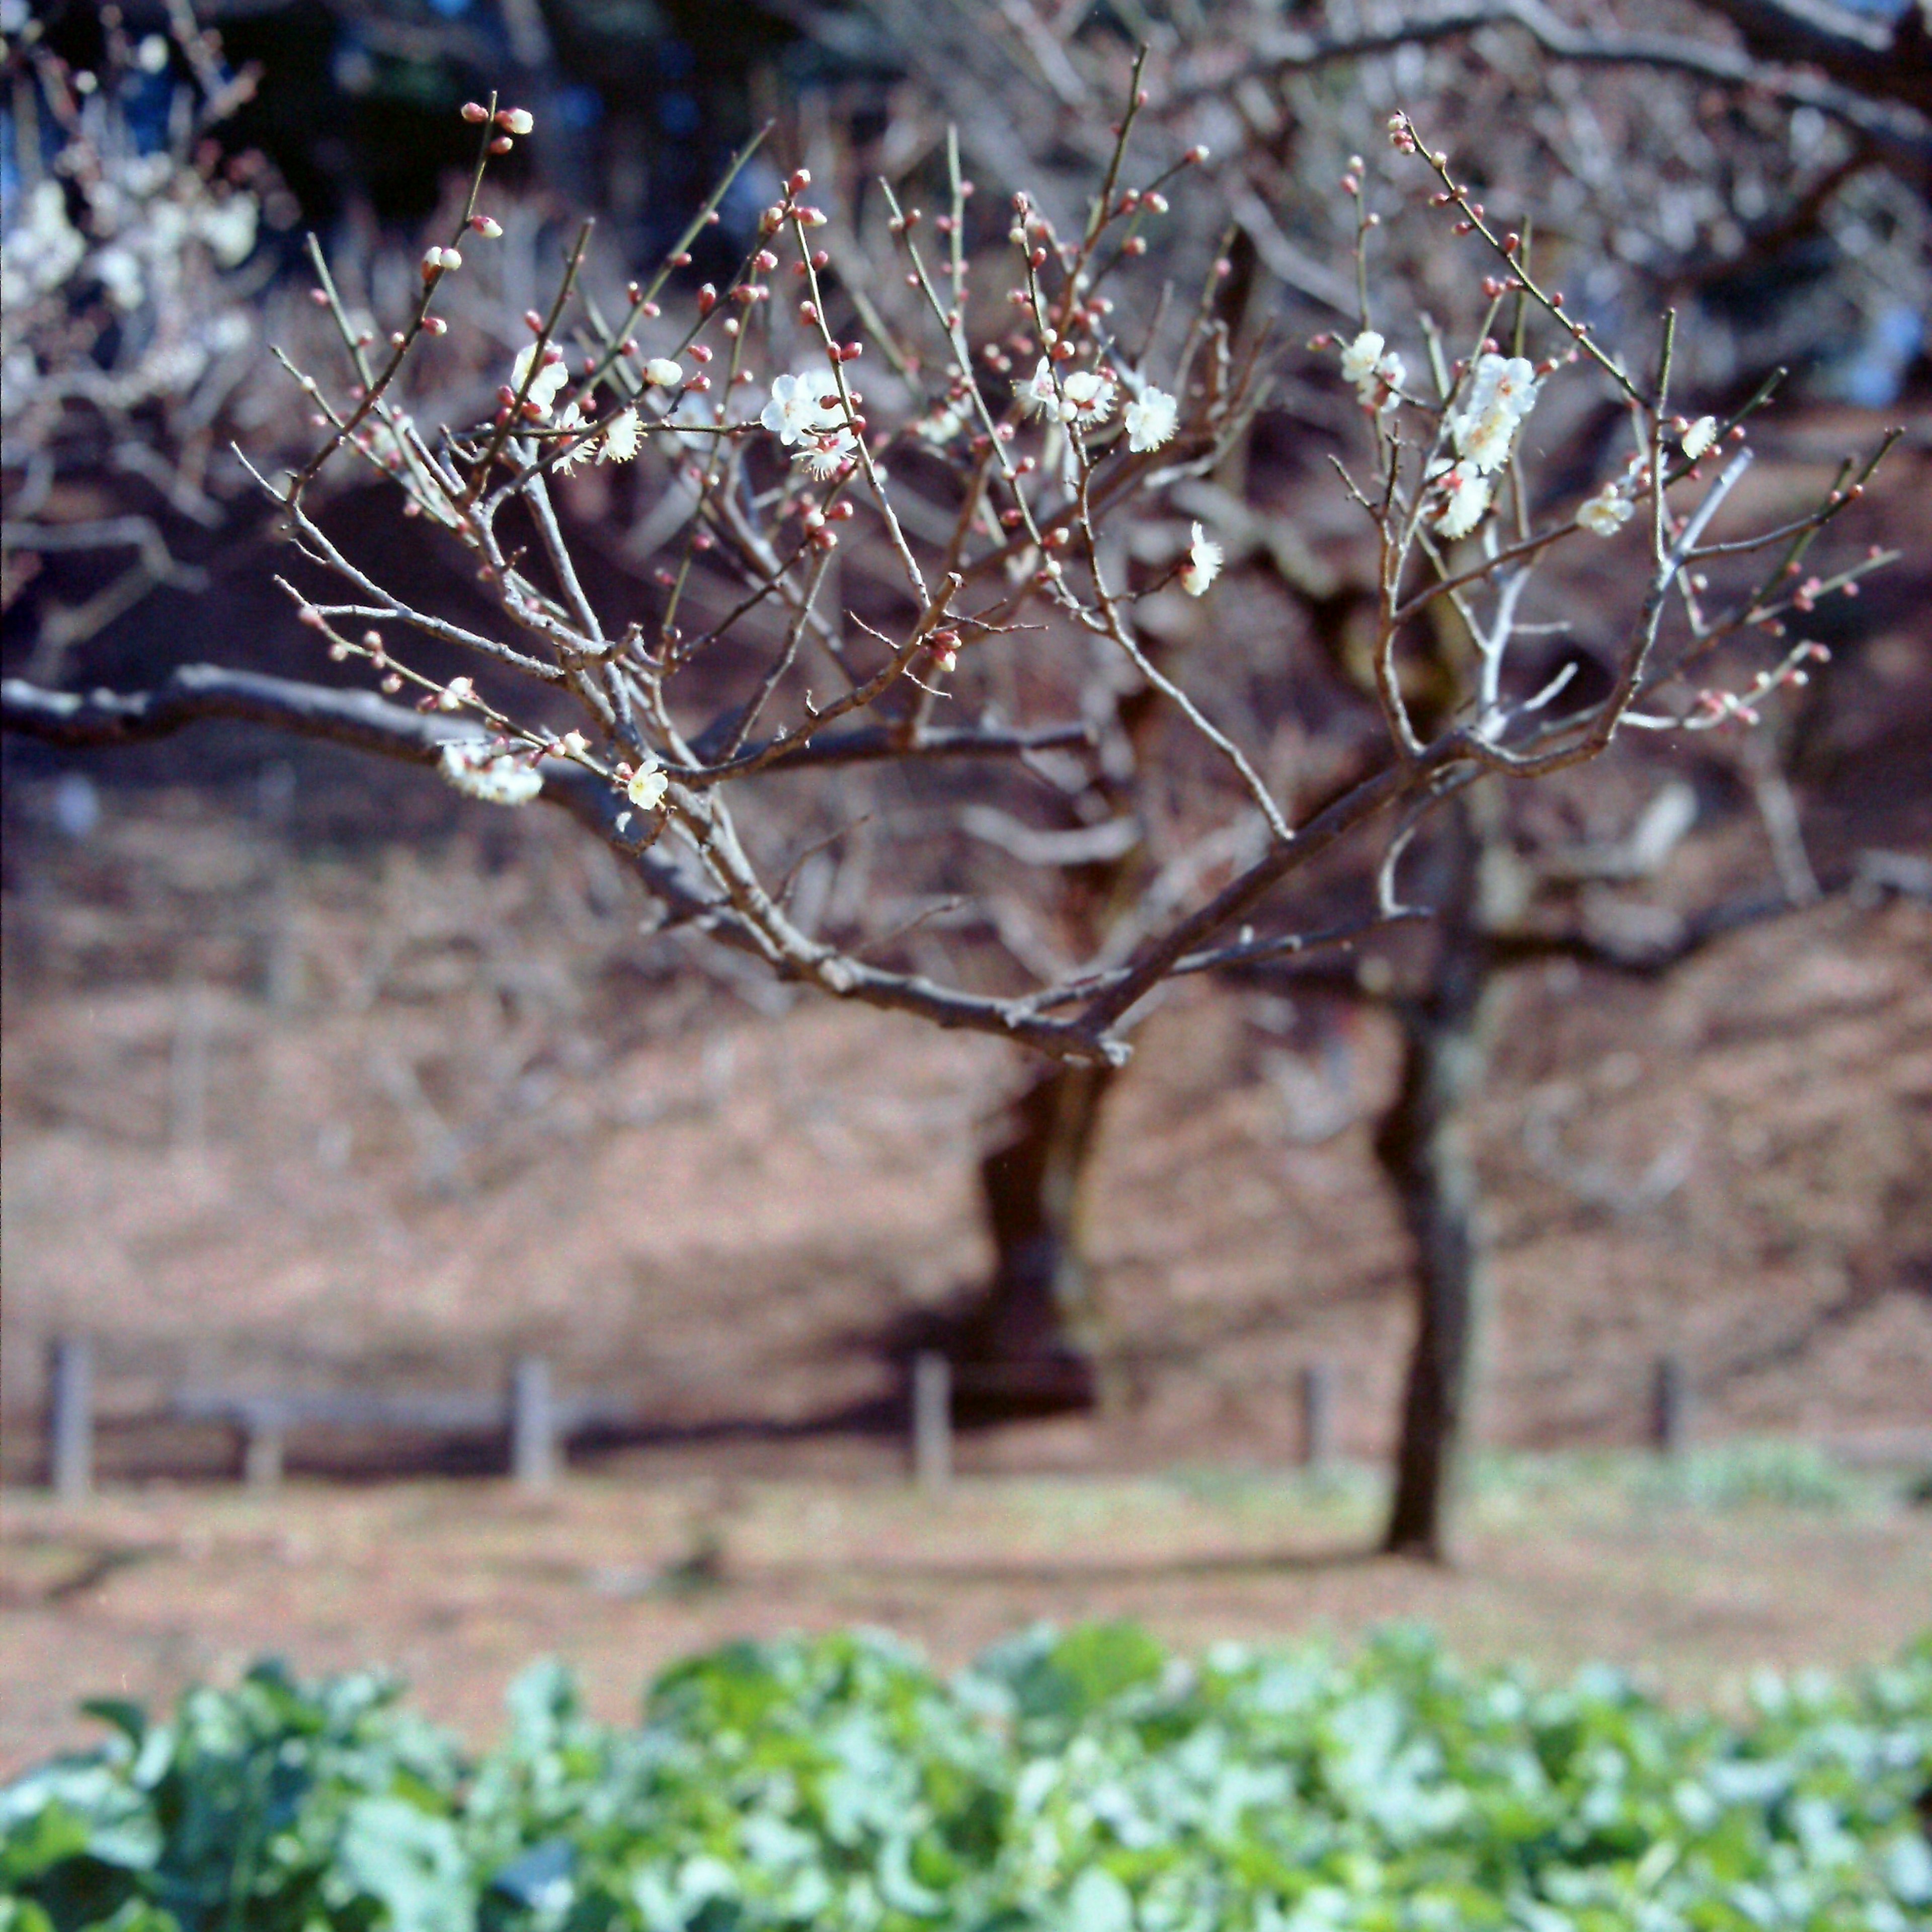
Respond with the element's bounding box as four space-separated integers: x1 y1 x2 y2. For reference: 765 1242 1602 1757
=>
243 1403 286 1489
510 1355 557 1491
1652 1353 1692 1456
49 1336 94 1500
1298 1360 1337 1470
912 1352 952 1491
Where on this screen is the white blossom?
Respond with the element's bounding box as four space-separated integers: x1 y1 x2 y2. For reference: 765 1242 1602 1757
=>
644 356 684 389
1577 484 1635 536
1059 367 1116 426
916 402 967 445
440 741 542 806
1180 521 1223 596
93 244 144 311
598 407 642 463
1339 329 1408 411
626 759 669 810
194 196 257 268
793 425 858 479
1339 330 1386 390
1123 386 1178 452
1681 415 1718 461
2 182 86 306
511 343 569 415
761 369 843 445
550 402 592 472
1451 354 1539 474
1014 358 1059 417
1431 460 1492 540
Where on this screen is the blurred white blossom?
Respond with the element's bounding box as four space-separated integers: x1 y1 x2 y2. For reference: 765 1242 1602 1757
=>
1577 485 1635 536
1180 522 1222 596
440 741 542 805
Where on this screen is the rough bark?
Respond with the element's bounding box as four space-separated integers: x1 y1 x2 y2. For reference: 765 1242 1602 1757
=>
1378 794 1505 1562
952 1060 1117 1416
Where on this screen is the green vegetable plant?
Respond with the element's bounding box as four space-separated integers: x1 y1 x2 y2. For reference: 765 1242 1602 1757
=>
6 1626 1929 1930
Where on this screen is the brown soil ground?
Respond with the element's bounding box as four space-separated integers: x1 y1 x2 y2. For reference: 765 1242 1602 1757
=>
5 798 1929 1477
6 1466 1929 1777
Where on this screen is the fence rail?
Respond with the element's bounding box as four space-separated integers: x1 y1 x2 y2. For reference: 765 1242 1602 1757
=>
24 1336 1767 1498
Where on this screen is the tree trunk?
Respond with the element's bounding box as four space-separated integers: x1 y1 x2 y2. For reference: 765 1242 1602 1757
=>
1377 796 1502 1561
954 1059 1117 1415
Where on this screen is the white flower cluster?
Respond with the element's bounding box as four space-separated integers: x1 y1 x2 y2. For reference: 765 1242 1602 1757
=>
1339 330 1405 413
2 183 86 304
1012 358 1177 451
1 157 258 323
2 88 261 443
762 369 856 478
1450 354 1539 473
1424 353 1543 540
506 344 650 473
439 740 542 806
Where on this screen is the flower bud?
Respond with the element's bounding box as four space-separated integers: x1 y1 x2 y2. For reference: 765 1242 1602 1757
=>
497 107 534 135
469 214 502 238
645 357 683 388
461 101 489 123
